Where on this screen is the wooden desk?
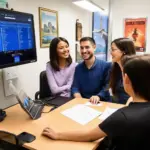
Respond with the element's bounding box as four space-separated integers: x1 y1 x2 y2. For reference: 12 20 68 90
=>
0 98 124 150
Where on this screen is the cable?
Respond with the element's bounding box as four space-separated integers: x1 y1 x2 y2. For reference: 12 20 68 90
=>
42 106 58 113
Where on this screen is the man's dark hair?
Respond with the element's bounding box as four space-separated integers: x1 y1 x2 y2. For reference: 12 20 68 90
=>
80 37 96 45
49 37 72 71
122 54 150 101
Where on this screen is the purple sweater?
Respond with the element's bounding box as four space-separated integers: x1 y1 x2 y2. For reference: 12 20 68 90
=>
46 62 76 97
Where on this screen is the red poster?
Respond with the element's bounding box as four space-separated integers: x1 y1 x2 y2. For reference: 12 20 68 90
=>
124 18 147 52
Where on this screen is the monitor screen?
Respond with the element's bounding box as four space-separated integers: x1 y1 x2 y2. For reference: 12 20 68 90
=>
0 8 37 69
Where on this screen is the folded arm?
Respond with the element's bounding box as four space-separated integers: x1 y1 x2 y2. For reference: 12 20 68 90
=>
46 64 69 95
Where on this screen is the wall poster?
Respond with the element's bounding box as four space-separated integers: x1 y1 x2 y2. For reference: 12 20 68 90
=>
124 18 147 52
92 12 108 61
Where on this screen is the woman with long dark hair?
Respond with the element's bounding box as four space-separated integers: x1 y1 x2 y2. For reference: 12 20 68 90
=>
109 38 136 104
46 37 76 97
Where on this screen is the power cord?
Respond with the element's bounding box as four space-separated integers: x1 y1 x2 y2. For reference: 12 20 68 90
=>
34 99 58 113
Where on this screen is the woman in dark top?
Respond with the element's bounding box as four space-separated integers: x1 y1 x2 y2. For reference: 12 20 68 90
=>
42 54 150 150
109 38 136 104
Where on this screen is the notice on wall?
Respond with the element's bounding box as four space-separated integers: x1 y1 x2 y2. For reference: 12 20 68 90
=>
124 18 147 52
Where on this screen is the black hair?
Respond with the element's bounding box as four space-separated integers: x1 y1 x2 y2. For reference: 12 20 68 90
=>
80 37 96 45
49 37 72 71
122 54 150 101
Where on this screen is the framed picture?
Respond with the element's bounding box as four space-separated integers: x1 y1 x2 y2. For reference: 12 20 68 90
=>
92 12 108 61
75 42 82 63
124 18 147 52
76 19 82 41
39 7 58 48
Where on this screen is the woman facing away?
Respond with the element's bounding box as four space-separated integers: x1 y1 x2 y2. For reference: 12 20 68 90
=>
42 54 150 150
109 38 136 104
46 37 76 98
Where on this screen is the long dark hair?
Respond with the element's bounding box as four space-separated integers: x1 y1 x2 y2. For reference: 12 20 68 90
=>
109 38 136 96
122 54 150 101
49 37 72 71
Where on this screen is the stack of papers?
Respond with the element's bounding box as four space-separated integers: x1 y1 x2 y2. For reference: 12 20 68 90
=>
99 107 118 120
85 102 102 106
61 104 102 125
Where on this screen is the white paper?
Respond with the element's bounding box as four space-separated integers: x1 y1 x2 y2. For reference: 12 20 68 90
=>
99 107 118 120
85 102 102 106
61 104 102 125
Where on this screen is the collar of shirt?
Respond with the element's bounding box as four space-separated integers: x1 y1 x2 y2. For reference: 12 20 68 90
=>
129 101 150 107
83 57 97 70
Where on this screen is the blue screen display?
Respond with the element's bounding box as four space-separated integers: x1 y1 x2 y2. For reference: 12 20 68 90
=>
0 21 33 52
0 9 37 69
14 55 20 63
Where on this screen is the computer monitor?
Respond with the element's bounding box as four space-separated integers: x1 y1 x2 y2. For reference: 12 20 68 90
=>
0 8 37 69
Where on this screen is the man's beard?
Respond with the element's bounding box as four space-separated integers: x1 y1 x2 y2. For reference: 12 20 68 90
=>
81 52 94 60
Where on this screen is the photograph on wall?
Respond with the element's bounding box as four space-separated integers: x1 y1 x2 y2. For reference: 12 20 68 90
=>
39 7 58 48
124 18 147 52
75 43 82 63
92 11 108 61
76 19 82 41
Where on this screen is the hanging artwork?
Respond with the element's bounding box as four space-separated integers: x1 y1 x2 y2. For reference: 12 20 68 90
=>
0 0 7 8
124 18 147 52
76 19 82 41
92 12 108 61
39 7 58 48
75 42 82 63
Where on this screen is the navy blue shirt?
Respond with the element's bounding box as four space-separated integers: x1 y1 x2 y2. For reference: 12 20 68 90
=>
71 58 111 101
114 74 129 104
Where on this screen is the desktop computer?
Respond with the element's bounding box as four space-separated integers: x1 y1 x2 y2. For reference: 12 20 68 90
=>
0 8 37 121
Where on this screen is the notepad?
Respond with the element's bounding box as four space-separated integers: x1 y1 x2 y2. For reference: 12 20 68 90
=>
85 102 102 106
61 104 102 125
99 107 118 120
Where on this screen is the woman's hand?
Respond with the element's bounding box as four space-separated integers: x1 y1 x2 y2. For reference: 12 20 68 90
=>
42 127 59 140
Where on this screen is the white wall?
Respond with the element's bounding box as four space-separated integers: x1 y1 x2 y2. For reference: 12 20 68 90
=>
0 0 92 109
111 0 150 53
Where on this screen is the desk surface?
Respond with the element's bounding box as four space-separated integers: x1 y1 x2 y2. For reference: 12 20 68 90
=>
0 98 124 150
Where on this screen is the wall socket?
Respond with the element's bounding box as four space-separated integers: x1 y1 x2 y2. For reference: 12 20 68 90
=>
2 68 18 96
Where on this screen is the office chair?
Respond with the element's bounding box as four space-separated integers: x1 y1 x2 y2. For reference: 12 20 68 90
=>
35 70 52 100
35 70 71 108
0 131 28 150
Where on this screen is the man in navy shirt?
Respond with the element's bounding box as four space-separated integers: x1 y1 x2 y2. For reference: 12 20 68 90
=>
71 37 111 103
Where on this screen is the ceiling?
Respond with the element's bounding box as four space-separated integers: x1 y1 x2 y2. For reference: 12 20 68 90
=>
92 0 109 10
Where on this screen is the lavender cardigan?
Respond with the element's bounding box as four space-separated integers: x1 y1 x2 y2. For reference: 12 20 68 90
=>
46 62 76 97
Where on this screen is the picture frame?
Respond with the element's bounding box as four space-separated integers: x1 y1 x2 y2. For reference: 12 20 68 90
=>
76 19 82 41
124 18 147 52
92 12 109 61
75 42 82 63
39 7 59 48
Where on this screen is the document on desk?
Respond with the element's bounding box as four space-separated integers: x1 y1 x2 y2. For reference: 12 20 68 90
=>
61 104 102 125
85 102 102 106
99 107 118 120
